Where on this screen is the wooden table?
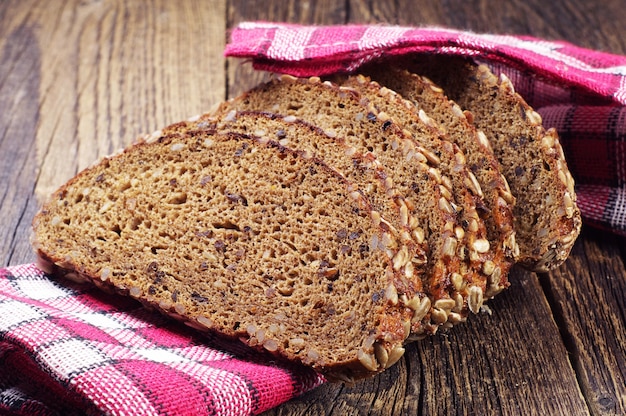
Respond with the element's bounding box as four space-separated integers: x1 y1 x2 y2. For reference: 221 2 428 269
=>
1 1 625 415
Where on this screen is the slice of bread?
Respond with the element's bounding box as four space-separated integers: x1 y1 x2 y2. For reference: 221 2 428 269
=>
161 110 429 331
335 74 493 318
404 56 581 271
213 76 473 333
361 66 518 296
32 131 413 382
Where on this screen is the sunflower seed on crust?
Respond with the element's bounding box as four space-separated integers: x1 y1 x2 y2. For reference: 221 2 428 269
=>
468 286 484 314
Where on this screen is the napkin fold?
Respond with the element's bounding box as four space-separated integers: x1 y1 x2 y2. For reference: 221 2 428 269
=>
0 264 323 416
225 23 626 237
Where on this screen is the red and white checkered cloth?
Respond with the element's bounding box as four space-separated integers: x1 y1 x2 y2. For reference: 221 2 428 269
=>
0 264 323 415
225 23 626 236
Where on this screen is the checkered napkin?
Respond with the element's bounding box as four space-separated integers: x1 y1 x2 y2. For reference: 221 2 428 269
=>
225 22 626 236
0 264 324 416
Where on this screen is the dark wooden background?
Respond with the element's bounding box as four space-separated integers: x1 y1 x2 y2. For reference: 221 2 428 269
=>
1 1 625 415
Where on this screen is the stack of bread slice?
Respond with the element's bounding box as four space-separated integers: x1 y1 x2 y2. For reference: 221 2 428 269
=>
31 58 581 382
369 56 581 271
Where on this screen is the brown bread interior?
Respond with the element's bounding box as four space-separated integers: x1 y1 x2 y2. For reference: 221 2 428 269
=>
32 131 409 381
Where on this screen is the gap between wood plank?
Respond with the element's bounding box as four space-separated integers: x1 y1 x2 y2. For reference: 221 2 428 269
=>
537 270 593 415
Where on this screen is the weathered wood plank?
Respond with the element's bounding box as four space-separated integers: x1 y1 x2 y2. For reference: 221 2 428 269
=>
416 267 588 416
0 1 42 267
0 0 227 267
547 231 626 416
33 0 226 198
390 0 626 52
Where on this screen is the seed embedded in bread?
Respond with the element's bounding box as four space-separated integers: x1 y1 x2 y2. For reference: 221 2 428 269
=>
32 131 416 382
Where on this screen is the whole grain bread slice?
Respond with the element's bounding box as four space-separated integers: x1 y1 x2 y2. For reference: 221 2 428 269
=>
213 75 474 333
361 66 518 296
32 130 413 382
156 110 429 331
335 74 493 317
403 56 581 271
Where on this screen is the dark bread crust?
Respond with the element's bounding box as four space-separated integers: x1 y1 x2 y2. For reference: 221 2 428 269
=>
361 66 518 296
400 56 581 272
334 74 494 322
32 131 414 382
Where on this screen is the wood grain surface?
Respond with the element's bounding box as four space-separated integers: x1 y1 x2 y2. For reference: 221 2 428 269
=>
1 1 625 415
